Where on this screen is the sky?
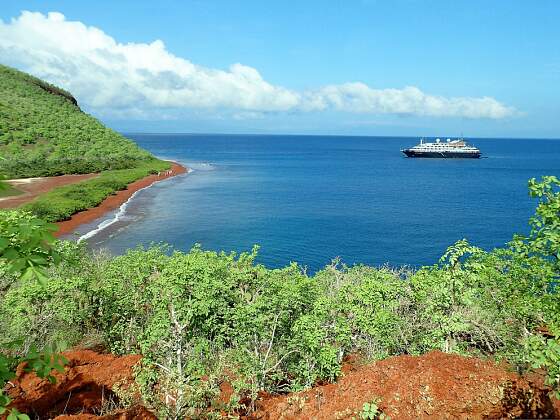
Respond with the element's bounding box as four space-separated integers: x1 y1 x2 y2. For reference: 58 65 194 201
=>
1 1 559 138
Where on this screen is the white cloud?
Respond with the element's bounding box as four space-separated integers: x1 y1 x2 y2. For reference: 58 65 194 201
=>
0 11 517 119
304 84 516 119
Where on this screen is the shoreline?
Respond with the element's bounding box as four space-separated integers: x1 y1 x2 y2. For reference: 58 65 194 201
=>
55 162 188 237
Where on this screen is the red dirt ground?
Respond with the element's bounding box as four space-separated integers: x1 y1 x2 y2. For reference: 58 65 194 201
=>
0 174 98 209
251 351 560 419
6 350 560 419
55 162 187 237
6 350 152 419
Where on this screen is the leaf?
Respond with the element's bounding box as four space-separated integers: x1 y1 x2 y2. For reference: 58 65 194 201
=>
29 255 47 266
2 247 19 261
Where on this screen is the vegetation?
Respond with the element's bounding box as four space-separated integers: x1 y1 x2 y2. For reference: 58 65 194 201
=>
0 181 22 198
0 209 66 419
0 65 170 222
0 176 558 417
360 398 388 420
0 64 157 178
22 160 169 222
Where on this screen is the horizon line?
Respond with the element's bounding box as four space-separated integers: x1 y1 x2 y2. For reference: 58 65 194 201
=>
120 131 560 141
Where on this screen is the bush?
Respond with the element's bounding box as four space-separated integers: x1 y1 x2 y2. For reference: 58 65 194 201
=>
0 210 67 418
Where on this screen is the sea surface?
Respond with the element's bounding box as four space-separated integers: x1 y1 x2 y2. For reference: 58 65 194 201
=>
76 135 560 272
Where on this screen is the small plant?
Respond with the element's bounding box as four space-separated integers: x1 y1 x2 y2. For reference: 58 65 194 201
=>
286 395 307 412
525 329 560 399
359 398 389 420
0 210 60 283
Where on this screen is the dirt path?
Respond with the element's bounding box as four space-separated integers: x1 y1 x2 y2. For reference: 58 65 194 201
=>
55 162 187 237
0 174 99 209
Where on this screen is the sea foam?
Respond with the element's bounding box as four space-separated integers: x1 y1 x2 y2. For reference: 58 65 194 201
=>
78 167 191 243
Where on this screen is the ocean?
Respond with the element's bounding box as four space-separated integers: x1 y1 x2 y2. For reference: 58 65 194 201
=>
76 134 560 272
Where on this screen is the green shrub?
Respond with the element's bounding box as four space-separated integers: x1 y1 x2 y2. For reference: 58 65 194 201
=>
524 326 560 399
0 210 67 418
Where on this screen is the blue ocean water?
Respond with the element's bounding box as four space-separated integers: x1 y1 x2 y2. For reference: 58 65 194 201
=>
80 135 560 271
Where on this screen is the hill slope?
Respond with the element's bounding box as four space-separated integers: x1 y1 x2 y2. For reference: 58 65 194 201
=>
0 64 155 178
0 65 170 222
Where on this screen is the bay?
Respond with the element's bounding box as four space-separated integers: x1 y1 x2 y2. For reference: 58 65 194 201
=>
82 134 560 272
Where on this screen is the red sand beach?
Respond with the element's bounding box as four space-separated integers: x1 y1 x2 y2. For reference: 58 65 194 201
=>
55 162 187 237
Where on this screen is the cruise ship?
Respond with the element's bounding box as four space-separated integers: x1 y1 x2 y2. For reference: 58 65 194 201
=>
401 138 481 158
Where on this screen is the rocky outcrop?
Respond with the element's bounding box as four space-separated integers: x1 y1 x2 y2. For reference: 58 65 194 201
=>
32 79 79 107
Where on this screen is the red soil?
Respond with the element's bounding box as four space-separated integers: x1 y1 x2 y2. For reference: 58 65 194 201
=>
54 406 156 420
0 174 98 209
55 162 187 237
251 351 560 419
6 350 151 419
53 406 156 420
7 350 559 419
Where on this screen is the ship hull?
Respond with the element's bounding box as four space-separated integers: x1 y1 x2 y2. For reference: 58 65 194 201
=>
402 150 481 159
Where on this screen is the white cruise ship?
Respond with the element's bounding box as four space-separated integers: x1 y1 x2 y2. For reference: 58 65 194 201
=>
402 138 481 158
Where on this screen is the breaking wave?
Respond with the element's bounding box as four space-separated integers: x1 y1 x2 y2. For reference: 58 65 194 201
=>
78 167 192 243
77 185 149 243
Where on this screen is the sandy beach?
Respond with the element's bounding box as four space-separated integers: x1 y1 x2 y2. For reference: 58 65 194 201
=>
54 162 188 237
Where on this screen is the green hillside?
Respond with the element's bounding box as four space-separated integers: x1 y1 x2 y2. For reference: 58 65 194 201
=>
0 64 169 222
0 64 156 178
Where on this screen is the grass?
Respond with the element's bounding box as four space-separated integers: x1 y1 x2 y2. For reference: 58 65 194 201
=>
0 182 23 198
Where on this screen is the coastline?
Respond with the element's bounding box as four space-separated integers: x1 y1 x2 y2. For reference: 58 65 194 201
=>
54 162 188 237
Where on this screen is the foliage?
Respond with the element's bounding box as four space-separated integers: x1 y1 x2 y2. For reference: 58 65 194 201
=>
512 175 560 269
2 242 555 414
0 64 156 178
524 327 560 399
360 398 389 420
0 210 66 417
510 176 560 398
0 180 22 198
0 210 60 283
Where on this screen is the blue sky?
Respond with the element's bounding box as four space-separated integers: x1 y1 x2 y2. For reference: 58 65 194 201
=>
1 1 559 137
